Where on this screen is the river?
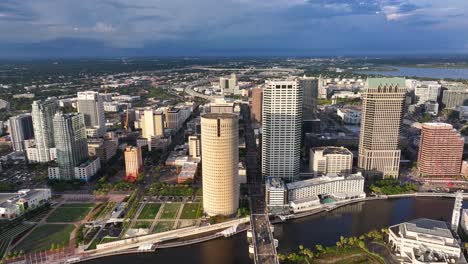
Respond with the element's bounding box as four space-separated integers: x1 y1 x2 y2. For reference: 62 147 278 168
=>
361 66 468 80
84 197 463 264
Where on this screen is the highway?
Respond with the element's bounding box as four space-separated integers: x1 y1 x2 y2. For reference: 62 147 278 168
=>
242 105 279 264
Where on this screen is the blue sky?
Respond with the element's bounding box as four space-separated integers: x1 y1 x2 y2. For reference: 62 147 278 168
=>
0 0 467 57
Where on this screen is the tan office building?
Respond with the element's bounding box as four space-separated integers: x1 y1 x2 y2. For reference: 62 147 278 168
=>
188 135 201 158
251 87 263 123
201 113 239 216
418 123 464 178
141 109 164 139
124 146 143 182
358 78 406 178
310 146 352 176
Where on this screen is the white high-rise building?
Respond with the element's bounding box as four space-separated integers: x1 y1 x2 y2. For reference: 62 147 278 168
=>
414 81 441 105
77 91 106 137
262 79 302 180
31 98 58 162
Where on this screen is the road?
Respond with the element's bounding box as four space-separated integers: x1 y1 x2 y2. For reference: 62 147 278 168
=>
242 105 279 264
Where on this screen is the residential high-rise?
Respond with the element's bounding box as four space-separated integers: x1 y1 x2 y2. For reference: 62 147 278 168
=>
417 123 464 178
53 113 89 180
251 87 263 124
299 76 318 121
77 91 106 137
262 79 302 180
358 78 406 178
124 146 143 182
31 98 58 162
201 113 239 216
188 135 201 158
9 114 34 152
310 146 352 176
141 109 164 139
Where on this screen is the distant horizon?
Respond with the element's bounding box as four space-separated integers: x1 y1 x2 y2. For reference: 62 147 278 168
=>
2 53 468 61
1 1 467 59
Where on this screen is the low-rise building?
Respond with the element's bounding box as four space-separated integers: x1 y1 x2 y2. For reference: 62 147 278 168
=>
0 189 51 220
74 158 101 181
388 218 461 263
265 177 288 209
289 196 321 213
48 158 100 182
87 138 118 162
337 108 361 125
177 162 198 184
287 172 365 202
456 106 468 121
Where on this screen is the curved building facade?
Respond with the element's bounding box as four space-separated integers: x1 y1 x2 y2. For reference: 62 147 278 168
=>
201 113 239 216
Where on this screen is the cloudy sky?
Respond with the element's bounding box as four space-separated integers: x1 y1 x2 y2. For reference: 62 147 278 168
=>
1 0 467 57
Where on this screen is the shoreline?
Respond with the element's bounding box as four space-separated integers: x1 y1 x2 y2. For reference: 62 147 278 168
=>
58 193 460 263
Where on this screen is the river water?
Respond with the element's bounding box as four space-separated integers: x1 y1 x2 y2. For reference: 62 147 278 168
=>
84 197 462 264
362 66 468 80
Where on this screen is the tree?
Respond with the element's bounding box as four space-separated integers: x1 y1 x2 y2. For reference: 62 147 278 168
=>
315 244 324 252
358 241 365 249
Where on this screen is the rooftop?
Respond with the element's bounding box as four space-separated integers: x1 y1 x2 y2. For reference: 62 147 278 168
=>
367 77 406 89
313 146 352 156
202 113 238 119
403 218 454 239
287 172 363 190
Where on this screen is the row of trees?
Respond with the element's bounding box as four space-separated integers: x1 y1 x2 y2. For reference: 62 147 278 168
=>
369 178 417 195
278 229 387 264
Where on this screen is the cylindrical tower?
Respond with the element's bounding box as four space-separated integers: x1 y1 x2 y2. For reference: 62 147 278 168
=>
201 113 239 216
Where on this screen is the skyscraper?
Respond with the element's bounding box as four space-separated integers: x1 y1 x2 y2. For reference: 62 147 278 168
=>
201 113 239 216
124 146 143 182
77 91 106 137
251 87 263 124
417 123 464 178
141 109 164 139
31 98 58 162
299 76 318 121
262 79 302 180
53 113 88 180
9 114 34 152
358 78 406 178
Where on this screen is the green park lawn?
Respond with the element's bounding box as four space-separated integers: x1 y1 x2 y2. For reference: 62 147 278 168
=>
133 221 152 229
180 203 202 219
159 203 180 219
47 204 94 222
15 224 75 252
137 203 161 219
153 221 174 233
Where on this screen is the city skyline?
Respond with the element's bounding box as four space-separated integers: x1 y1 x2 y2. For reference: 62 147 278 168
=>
0 0 467 58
